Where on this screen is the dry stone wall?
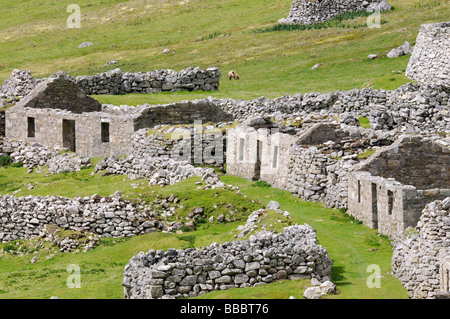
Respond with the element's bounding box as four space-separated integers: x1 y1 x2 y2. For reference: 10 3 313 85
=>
283 125 396 208
392 197 450 299
74 67 221 95
280 0 391 26
122 224 333 299
0 193 160 243
406 22 450 88
216 83 450 133
131 124 230 166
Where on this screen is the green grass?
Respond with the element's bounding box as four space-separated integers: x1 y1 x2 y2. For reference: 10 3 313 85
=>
0 165 408 299
359 117 371 129
0 0 448 106
358 148 377 160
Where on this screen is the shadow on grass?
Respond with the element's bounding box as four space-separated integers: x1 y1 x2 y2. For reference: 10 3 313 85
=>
332 266 352 286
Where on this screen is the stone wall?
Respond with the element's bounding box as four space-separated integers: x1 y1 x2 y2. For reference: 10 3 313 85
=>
217 83 450 133
6 106 135 158
74 67 221 95
360 135 450 190
391 197 450 299
122 224 333 299
280 0 391 26
5 74 233 158
131 124 230 166
0 67 220 103
132 99 233 131
0 69 41 101
0 193 161 243
406 22 450 88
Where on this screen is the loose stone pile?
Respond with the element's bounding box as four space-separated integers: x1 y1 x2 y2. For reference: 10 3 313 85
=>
122 224 333 299
94 154 222 187
236 206 293 239
391 197 450 299
0 193 159 243
0 138 90 173
0 69 42 102
47 153 92 175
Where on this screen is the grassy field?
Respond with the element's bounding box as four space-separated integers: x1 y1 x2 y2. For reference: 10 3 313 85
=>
0 164 408 299
0 0 449 106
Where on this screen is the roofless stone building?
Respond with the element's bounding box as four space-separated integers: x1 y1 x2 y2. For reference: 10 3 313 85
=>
5 72 232 158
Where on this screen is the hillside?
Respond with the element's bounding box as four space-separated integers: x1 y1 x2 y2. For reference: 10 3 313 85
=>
0 0 448 106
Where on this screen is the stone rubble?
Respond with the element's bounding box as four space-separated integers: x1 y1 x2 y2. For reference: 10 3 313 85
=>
94 154 223 187
0 138 90 173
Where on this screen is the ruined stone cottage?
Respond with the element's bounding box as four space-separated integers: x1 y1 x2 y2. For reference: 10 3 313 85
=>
5 73 232 158
347 135 450 239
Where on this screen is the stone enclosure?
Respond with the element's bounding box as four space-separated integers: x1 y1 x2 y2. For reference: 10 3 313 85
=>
279 0 392 26
122 224 333 299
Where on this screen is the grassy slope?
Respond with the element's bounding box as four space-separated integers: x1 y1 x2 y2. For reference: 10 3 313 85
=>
0 0 449 105
0 165 408 299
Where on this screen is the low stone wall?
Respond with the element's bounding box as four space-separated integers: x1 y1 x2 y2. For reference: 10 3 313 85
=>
0 193 160 243
217 83 449 133
392 197 450 299
280 0 391 26
122 225 333 299
406 22 449 88
74 67 221 95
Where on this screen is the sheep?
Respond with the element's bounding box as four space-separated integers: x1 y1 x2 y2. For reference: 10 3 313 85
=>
228 70 240 80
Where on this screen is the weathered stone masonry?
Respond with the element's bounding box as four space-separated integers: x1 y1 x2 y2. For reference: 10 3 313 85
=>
406 22 450 88
0 193 160 243
75 67 221 95
347 135 450 239
122 225 333 299
280 0 391 26
392 197 450 299
5 74 232 158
